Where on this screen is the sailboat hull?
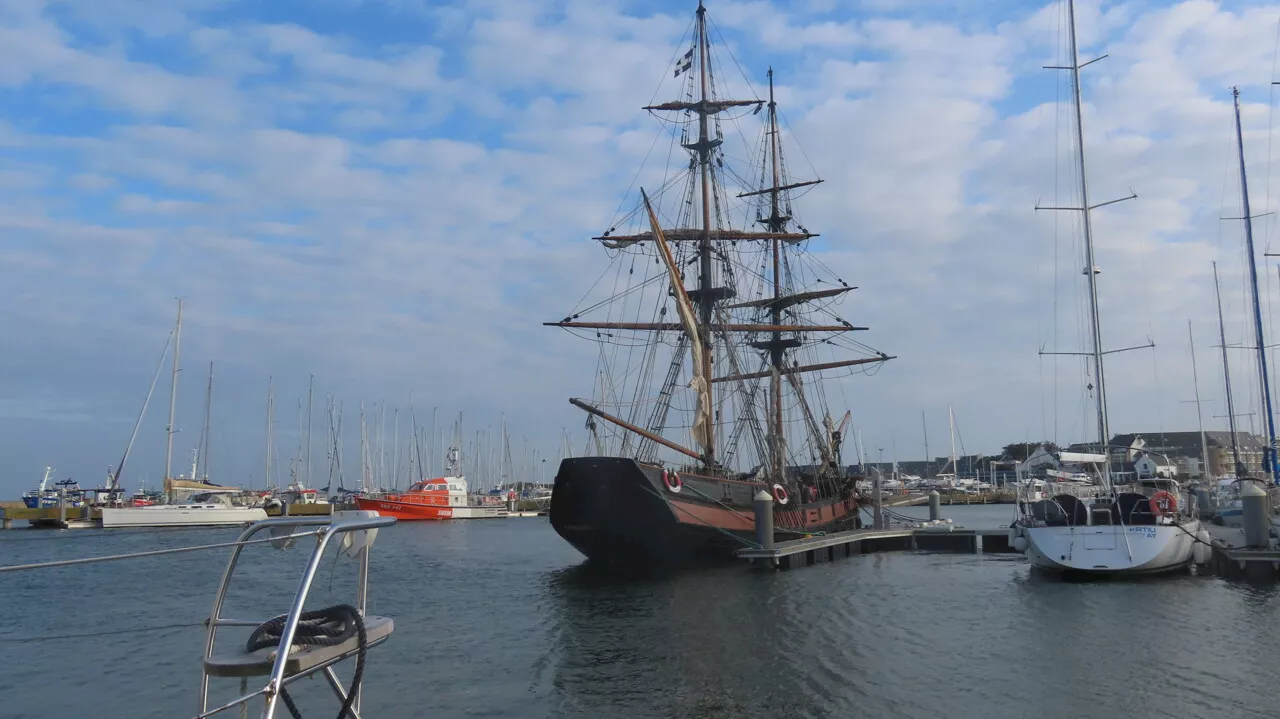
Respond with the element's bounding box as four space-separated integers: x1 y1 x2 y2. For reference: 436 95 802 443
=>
1021 521 1199 575
549 457 861 567
101 505 267 528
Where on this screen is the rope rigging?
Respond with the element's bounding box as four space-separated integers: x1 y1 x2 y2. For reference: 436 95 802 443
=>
544 3 892 478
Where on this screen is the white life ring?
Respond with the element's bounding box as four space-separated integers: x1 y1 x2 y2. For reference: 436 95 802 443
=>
772 483 789 505
664 470 683 493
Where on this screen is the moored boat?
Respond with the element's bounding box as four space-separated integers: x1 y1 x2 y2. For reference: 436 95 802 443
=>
21 467 59 508
1012 0 1202 576
102 491 267 528
354 476 505 520
353 446 505 520
552 458 859 565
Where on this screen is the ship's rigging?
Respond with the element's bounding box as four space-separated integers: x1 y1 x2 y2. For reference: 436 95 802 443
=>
546 1 893 485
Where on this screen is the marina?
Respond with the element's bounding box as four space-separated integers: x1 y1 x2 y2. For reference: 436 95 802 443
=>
10 0 1280 717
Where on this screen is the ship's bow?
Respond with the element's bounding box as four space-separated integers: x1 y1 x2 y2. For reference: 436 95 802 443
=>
550 457 680 566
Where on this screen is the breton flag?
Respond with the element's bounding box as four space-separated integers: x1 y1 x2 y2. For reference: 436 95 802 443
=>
674 48 694 77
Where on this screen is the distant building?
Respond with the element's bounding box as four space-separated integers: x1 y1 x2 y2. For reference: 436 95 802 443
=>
1108 431 1268 479
1014 444 1059 476
1132 451 1177 479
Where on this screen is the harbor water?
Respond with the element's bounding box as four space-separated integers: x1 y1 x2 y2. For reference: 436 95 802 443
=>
1 506 1278 718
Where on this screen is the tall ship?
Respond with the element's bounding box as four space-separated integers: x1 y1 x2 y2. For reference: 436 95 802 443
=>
545 1 893 565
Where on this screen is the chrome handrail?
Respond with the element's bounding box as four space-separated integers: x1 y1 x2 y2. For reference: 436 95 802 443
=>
197 514 396 718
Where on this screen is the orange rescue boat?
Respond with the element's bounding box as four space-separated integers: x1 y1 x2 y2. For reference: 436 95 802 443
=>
354 477 506 520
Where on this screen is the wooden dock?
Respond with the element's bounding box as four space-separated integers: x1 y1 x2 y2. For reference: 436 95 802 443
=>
1204 523 1280 580
737 526 1020 569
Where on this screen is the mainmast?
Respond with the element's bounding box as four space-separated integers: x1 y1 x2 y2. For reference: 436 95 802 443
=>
1065 0 1110 483
693 2 716 466
1231 87 1278 482
1039 0 1139 484
164 298 184 484
767 68 785 481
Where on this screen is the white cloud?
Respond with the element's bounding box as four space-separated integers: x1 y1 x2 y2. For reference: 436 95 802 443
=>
5 0 1280 493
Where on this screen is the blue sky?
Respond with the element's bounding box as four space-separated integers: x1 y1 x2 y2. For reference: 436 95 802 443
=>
6 0 1280 495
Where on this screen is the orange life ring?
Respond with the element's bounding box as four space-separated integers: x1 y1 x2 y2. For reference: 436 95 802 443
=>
772 483 789 505
1149 490 1177 517
663 470 682 493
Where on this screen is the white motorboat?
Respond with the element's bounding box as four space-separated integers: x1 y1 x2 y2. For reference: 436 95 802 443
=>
102 492 267 528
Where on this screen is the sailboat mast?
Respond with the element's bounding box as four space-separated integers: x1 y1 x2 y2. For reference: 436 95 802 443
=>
921 410 930 478
164 298 184 483
359 402 369 491
1188 321 1210 479
305 374 314 487
1214 262 1245 477
1065 0 1111 480
410 393 421 483
200 361 213 481
265 377 275 489
948 405 957 480
1231 87 1278 482
694 1 715 465
767 68 785 481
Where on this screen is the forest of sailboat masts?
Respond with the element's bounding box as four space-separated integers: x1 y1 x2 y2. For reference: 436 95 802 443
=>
191 379 569 493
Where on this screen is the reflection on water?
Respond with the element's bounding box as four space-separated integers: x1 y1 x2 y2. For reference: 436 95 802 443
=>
1 507 1278 718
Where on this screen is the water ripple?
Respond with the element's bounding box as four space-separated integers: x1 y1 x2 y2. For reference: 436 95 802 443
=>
2 506 1277 718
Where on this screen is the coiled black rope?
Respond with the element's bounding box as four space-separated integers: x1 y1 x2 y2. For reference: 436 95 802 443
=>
246 604 367 719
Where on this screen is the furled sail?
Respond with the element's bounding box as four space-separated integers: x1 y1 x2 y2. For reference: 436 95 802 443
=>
641 189 711 454
165 477 240 494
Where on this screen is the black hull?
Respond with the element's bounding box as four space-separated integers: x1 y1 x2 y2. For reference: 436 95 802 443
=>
549 456 857 567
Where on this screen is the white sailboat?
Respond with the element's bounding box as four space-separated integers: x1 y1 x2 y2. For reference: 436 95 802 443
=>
102 300 266 529
1011 0 1202 575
